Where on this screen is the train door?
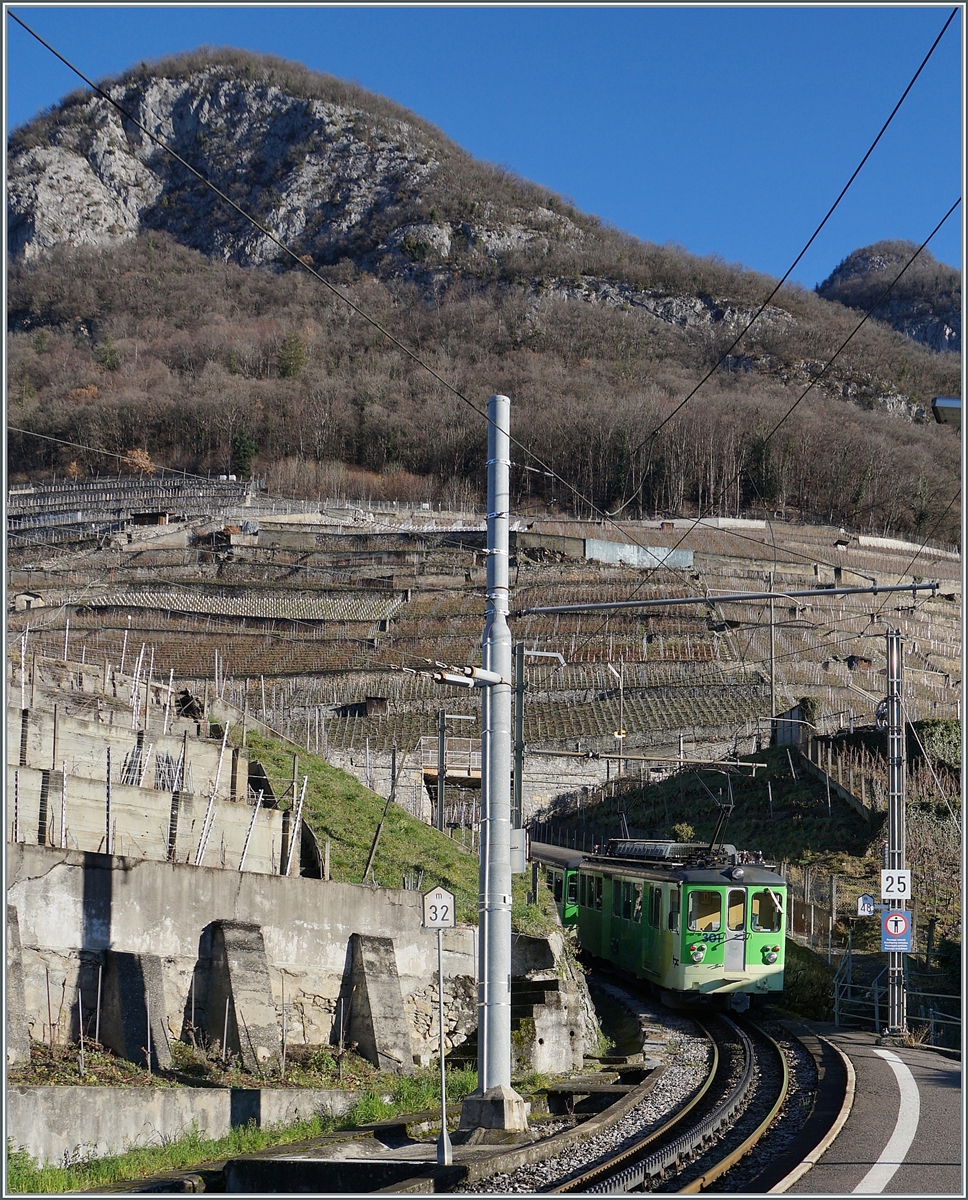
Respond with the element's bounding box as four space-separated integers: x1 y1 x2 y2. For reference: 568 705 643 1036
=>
725 888 746 972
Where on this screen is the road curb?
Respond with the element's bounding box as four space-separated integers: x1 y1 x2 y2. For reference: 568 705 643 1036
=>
767 1034 855 1193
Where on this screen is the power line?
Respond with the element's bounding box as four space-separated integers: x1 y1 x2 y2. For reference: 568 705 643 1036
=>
561 202 961 659
613 4 960 502
10 14 960 695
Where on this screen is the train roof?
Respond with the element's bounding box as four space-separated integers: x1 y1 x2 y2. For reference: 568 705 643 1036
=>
582 856 786 887
529 841 585 870
583 838 783 882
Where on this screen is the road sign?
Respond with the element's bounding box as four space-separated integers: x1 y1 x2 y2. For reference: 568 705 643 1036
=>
422 887 456 929
880 869 911 902
881 908 912 953
857 893 876 917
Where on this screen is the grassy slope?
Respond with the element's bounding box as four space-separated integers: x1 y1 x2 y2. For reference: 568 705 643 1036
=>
244 731 482 921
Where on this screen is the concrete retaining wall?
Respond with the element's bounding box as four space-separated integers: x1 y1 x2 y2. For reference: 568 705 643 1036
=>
584 539 693 570
7 764 287 874
6 1083 356 1166
6 844 475 1057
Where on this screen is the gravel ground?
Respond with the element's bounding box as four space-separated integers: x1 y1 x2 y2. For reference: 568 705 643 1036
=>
466 984 711 1193
707 1014 818 1191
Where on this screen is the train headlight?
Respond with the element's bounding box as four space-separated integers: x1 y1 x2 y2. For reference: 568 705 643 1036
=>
688 942 706 963
763 945 779 964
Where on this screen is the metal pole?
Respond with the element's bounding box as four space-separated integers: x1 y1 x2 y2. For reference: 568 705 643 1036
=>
769 571 776 722
619 658 624 777
105 746 113 855
437 926 452 1165
437 710 446 833
512 642 525 830
886 629 907 1035
478 394 518 1100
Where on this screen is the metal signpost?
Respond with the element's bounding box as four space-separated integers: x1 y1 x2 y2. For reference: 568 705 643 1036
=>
422 886 456 1166
882 630 908 1035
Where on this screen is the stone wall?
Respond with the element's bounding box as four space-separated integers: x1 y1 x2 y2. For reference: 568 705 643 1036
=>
6 844 475 1063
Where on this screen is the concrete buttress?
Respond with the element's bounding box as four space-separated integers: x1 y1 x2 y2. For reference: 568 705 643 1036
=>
6 906 31 1065
208 921 282 1071
347 933 415 1074
101 950 172 1069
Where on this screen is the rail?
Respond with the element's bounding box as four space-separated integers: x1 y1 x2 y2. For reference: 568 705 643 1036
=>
548 1015 788 1195
834 960 960 1047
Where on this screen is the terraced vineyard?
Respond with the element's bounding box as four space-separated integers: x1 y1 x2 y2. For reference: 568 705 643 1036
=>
8 512 960 790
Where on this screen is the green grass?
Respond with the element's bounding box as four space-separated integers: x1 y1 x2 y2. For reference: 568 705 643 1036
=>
5 1065 480 1193
244 732 481 922
776 939 835 1021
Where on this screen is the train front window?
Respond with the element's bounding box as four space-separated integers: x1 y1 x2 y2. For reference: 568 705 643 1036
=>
553 872 563 903
727 889 745 931
687 890 722 932
751 889 783 933
579 875 587 907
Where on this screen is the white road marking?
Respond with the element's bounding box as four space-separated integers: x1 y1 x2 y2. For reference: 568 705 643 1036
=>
851 1048 921 1194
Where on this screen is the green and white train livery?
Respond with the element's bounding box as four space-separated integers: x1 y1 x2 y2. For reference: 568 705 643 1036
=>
536 838 786 1010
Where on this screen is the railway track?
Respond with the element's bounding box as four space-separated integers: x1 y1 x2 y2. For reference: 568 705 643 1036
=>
543 1014 787 1194
465 996 795 1195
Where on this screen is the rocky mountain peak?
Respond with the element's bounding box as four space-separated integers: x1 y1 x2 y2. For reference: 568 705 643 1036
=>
816 240 960 354
7 49 587 275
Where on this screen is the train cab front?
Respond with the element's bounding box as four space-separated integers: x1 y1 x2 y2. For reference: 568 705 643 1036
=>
676 865 786 1008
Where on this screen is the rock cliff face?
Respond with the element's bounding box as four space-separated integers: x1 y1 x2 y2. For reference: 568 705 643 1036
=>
816 242 960 355
7 62 585 275
10 55 959 370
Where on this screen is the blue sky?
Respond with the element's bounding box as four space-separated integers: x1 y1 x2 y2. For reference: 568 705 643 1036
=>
4 4 964 289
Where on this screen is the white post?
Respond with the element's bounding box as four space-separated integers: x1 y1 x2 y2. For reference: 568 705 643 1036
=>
164 669 175 735
437 925 452 1164
60 762 67 848
239 791 264 872
284 777 307 876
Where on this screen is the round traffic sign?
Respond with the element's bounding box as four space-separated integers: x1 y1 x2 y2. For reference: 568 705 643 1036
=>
883 910 910 938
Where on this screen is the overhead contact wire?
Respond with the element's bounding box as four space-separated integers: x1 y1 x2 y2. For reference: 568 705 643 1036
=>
11 12 961 689
615 5 960 488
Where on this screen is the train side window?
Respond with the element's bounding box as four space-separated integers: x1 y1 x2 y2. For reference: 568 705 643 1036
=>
688 890 722 932
668 892 680 933
751 889 783 933
595 876 603 911
613 879 622 917
633 883 643 923
579 875 587 907
649 887 662 928
567 875 578 905
727 889 745 931
622 881 633 921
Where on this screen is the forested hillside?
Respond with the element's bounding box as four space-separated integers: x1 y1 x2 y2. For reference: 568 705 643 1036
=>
6 50 961 543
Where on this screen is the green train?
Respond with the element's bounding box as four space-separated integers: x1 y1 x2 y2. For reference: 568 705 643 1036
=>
534 838 786 1010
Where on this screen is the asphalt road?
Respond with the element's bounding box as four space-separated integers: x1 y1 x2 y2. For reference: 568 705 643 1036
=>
787 1030 962 1195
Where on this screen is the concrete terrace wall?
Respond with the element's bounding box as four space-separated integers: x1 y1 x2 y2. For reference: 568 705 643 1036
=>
7 764 288 873
7 844 475 1055
7 1084 356 1168
6 705 290 874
